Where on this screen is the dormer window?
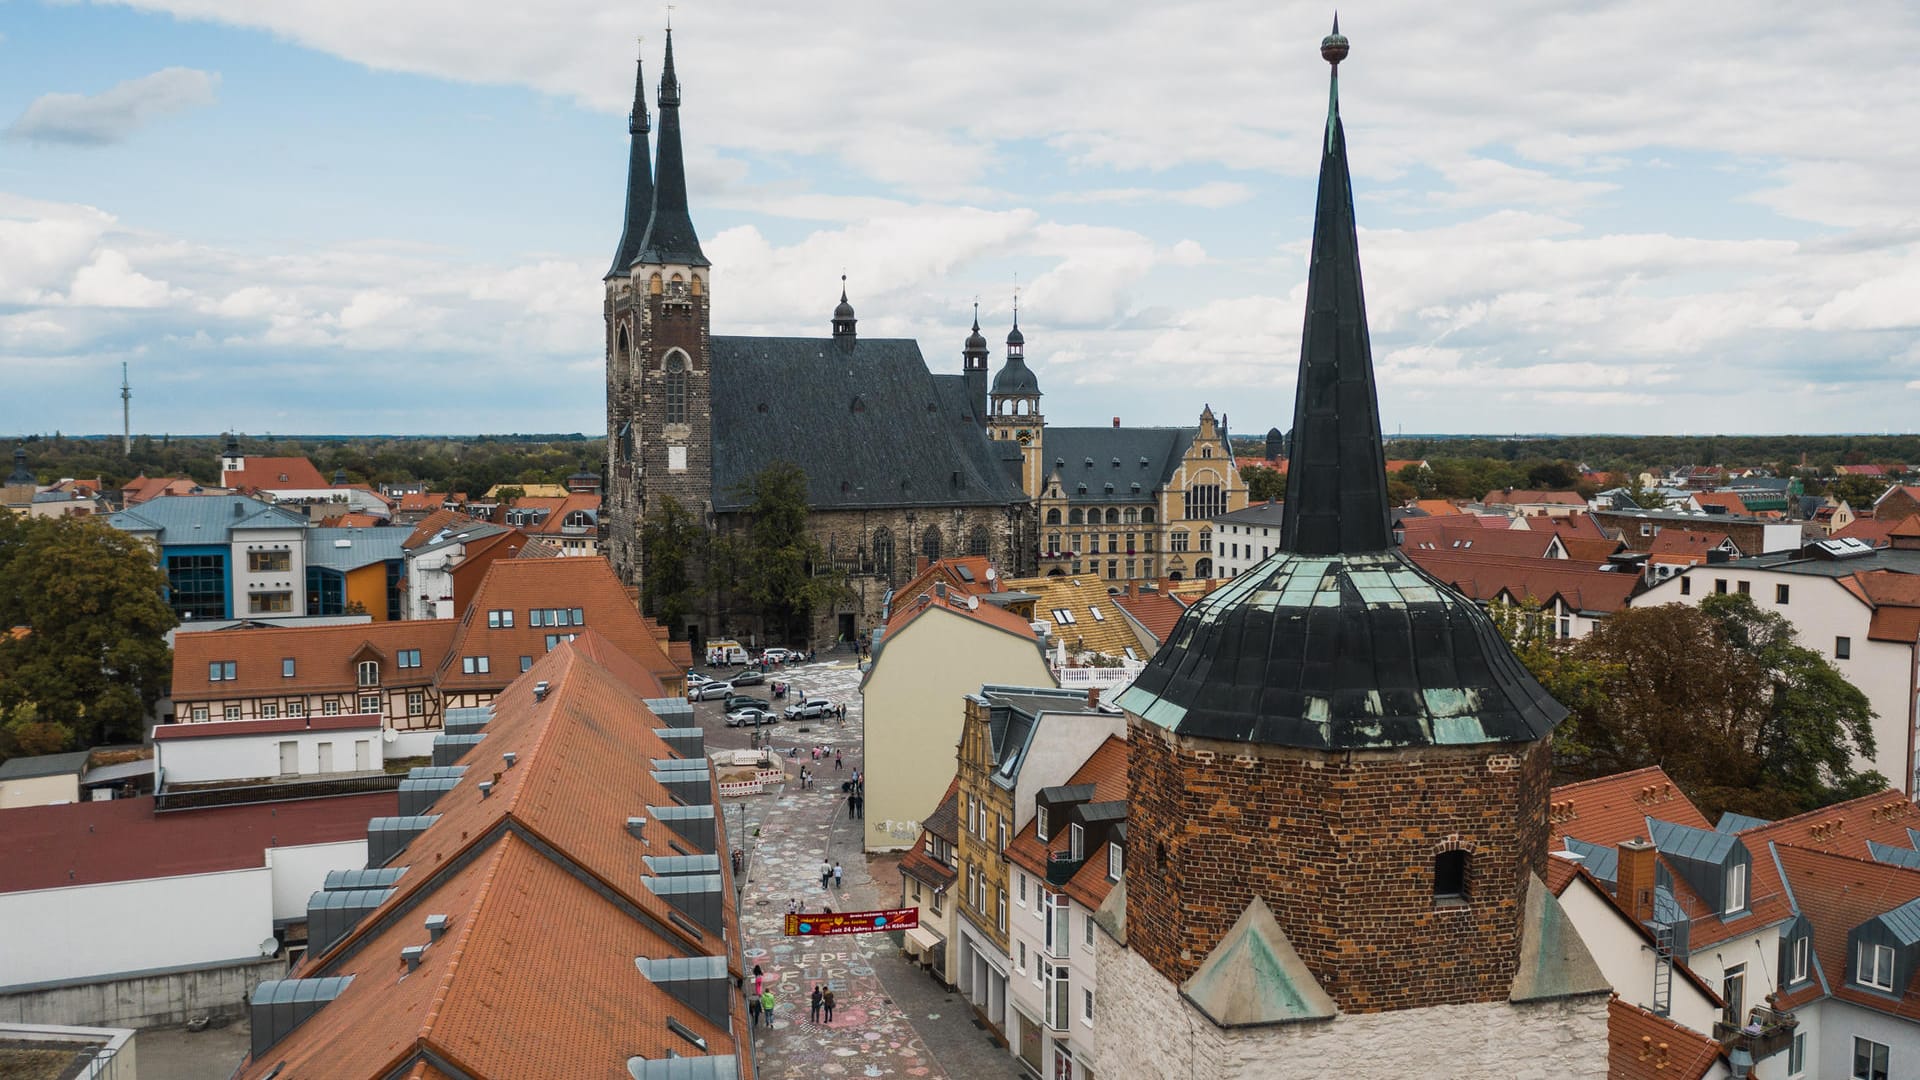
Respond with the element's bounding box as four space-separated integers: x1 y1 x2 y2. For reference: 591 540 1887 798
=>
1107 844 1123 883
357 661 380 687
1724 861 1748 915
1069 823 1085 862
1789 932 1810 984
1859 941 1896 991
1036 806 1049 842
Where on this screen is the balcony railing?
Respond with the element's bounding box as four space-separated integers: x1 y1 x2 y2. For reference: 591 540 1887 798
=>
1046 851 1084 887
1713 1005 1798 1061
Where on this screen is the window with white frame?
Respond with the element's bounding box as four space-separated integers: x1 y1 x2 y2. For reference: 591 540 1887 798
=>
191 706 208 721
462 656 489 674
282 658 295 677
408 691 425 717
1017 940 1027 973
359 694 380 714
1788 1031 1805 1077
397 649 422 668
1859 942 1896 991
209 661 236 681
1070 823 1085 861
357 660 380 687
1725 862 1747 914
1082 988 1094 1024
1045 893 1070 958
224 705 241 721
1036 805 1049 842
1108 844 1123 883
1044 962 1071 1031
1018 873 1027 906
261 702 278 719
1084 911 1094 947
287 700 304 717
998 888 1008 932
487 609 513 628
322 699 340 715
1790 934 1810 984
1853 1036 1889 1080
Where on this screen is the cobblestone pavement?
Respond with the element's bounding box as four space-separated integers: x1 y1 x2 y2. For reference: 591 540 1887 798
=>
697 659 1017 1079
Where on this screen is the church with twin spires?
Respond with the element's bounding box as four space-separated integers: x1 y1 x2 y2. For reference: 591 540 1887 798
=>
601 34 1244 645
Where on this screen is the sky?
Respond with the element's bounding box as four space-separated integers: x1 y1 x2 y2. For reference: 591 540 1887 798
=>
2 2 1919 438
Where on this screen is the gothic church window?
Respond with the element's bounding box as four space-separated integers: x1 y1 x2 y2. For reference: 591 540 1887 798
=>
872 528 895 578
616 327 631 377
664 352 689 425
649 273 663 295
923 525 943 563
968 525 991 557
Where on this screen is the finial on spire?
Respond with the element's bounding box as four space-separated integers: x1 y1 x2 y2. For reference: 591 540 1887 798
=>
840 272 848 303
972 300 980 331
1322 13 1348 66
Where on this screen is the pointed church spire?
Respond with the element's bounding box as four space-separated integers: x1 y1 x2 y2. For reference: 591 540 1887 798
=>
605 41 655 279
638 28 709 267
832 274 857 338
1278 16 1391 556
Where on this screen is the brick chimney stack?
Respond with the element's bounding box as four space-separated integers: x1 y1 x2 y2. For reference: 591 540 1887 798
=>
1617 838 1658 924
1086 687 1100 709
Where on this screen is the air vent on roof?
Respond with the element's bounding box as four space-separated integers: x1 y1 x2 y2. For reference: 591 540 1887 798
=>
653 727 705 758
626 816 649 840
366 815 439 868
397 775 461 816
1140 457 1150 467
432 732 484 766
636 955 731 1028
1077 484 1087 495
425 914 450 942
401 944 426 972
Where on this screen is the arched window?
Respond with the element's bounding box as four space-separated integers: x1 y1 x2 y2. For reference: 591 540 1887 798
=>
1185 484 1226 521
663 351 689 425
357 661 380 687
1068 508 1084 526
1046 508 1061 526
649 273 664 295
690 274 704 296
923 525 943 562
1142 507 1156 524
1195 557 1213 577
1104 508 1119 525
872 527 894 579
1123 508 1139 524
1435 850 1469 902
615 326 630 376
968 525 991 557
1199 528 1213 551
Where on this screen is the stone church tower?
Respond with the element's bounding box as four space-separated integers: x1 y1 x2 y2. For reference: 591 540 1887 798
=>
986 309 1046 498
1099 24 1610 1079
605 33 712 585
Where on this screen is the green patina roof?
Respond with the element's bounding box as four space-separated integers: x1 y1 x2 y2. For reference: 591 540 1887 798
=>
1180 895 1336 1027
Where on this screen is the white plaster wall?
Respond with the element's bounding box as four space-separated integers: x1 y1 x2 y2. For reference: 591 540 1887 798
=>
1089 933 1610 1080
1554 874 1721 1036
1638 568 1914 788
1213 521 1281 579
0 870 271 988
1010 712 1126 834
230 527 308 617
265 840 370 922
861 610 1054 852
0 773 80 809
406 546 459 620
156 727 384 784
1811 997 1920 1080
390 728 439 759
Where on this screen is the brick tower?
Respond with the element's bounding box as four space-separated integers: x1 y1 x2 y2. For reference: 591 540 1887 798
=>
1101 21 1609 1078
605 31 713 586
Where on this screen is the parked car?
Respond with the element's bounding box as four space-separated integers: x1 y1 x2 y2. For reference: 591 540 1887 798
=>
725 707 776 727
692 681 735 701
724 694 772 713
687 672 715 688
730 669 767 686
761 648 793 663
784 697 837 720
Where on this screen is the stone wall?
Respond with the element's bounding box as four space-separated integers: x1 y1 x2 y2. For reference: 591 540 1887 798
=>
1125 718 1552 1013
0 958 282 1030
1090 933 1609 1080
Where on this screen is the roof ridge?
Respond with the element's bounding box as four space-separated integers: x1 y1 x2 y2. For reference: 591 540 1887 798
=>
412 837 515 1060
1551 765 1676 795
1743 788 1911 837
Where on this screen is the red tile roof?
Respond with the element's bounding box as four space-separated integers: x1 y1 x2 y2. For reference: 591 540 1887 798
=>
1689 492 1749 515
1834 516 1901 548
152 713 383 740
1401 520 1562 559
1005 736 1128 912
223 456 329 491
315 512 386 528
884 587 1041 643
245 635 748 1078
437 557 678 696
1606 997 1723 1080
120 476 216 504
1113 589 1187 643
1484 489 1586 507
172 621 459 704
1771 845 1920 1021
1405 549 1640 615
1552 767 1711 847
1412 499 1463 517
0 791 397 893
402 509 486 550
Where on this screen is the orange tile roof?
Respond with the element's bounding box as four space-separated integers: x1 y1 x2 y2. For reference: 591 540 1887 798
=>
223 456 329 491
172 621 459 703
396 492 445 513
1606 997 1722 1080
888 557 997 610
884 589 1041 644
1771 845 1920 1021
248 636 748 1078
1483 489 1587 506
1834 517 1899 547
402 509 485 550
438 558 678 695
1405 549 1640 615
1646 530 1732 559
1005 736 1128 911
316 512 387 528
1689 492 1749 515
1400 521 1562 559
120 476 217 504
1113 589 1187 643
1560 536 1625 563
1412 499 1463 517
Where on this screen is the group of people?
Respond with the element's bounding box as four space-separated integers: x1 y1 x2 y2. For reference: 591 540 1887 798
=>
819 859 844 891
843 773 865 819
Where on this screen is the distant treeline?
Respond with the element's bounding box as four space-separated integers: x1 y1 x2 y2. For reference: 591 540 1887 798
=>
7 433 606 495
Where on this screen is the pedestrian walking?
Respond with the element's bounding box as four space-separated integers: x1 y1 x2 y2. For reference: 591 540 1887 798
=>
760 988 776 1027
752 964 764 996
821 860 832 890
810 984 824 1023
822 988 836 1023
835 752 843 772
748 991 763 1028
833 862 844 889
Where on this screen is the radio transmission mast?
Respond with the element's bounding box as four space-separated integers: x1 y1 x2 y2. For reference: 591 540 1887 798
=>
121 362 132 455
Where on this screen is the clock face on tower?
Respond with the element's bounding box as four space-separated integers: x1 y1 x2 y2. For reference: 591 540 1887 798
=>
1017 429 1033 444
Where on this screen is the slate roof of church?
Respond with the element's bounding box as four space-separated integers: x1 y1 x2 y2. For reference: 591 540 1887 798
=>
1042 427 1197 505
708 336 1027 512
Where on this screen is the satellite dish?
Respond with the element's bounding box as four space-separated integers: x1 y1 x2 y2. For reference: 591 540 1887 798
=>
985 567 997 581
382 728 398 743
259 936 280 957
967 595 980 610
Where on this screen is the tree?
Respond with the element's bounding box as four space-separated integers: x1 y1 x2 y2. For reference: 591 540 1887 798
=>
1240 465 1285 502
0 516 176 760
1526 461 1578 489
1619 473 1669 511
1543 596 1881 819
640 494 704 635
727 463 848 645
1823 474 1885 510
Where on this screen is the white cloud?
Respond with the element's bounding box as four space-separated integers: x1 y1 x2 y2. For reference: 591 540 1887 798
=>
7 67 218 145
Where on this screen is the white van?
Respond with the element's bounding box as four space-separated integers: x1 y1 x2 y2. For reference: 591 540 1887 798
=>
706 641 750 666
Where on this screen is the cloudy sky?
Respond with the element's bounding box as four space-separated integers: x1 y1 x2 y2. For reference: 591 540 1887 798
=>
3 2 1919 438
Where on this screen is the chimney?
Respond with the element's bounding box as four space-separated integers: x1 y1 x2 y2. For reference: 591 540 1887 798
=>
1617 838 1658 924
916 555 930 574
1112 417 1121 428
533 681 550 702
502 751 517 769
1086 687 1100 708
626 816 649 840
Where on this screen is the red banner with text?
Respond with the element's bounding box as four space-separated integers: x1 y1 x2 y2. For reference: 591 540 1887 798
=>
783 907 919 937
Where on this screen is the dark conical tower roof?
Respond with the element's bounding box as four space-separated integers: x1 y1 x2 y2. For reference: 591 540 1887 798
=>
7 444 33 486
637 30 709 268
1115 25 1566 752
605 44 654 279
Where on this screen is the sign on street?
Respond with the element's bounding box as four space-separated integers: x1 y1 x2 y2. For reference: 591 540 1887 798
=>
783 907 919 937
